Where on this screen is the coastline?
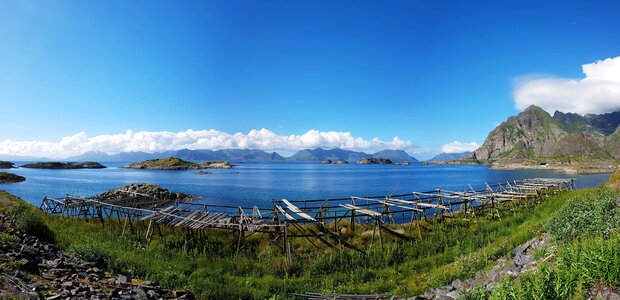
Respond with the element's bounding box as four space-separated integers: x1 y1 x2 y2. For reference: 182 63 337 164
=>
425 160 618 175
489 163 618 175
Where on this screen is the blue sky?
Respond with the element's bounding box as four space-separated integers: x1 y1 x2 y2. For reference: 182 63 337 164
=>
1 0 619 159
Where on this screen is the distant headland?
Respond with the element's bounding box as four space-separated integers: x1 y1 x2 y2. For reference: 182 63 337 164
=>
20 162 107 169
0 172 25 184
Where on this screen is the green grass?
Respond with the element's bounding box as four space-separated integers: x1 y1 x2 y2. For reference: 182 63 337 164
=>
461 180 620 300
0 189 586 299
545 189 620 241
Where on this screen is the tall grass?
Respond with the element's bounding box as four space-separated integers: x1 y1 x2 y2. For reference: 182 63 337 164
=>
463 186 620 300
0 189 581 299
545 189 620 241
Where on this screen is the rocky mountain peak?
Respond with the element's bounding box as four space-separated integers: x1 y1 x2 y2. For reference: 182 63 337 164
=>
472 105 619 162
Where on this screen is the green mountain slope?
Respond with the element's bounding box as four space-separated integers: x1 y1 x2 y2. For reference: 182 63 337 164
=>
472 105 619 163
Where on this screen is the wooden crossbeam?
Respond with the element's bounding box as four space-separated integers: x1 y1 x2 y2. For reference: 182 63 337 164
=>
339 204 381 217
282 199 316 221
413 202 449 210
276 205 296 221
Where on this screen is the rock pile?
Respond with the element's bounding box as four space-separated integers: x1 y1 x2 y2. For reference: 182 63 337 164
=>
418 235 554 299
0 213 194 299
357 158 393 164
99 183 194 203
322 159 349 164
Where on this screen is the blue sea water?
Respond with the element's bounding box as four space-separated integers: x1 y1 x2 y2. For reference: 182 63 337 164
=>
1 162 610 208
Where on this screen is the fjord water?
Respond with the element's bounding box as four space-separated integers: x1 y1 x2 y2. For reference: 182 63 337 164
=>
2 162 610 208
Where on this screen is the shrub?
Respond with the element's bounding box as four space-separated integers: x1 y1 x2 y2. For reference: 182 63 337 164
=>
70 243 111 268
0 233 20 245
544 190 620 241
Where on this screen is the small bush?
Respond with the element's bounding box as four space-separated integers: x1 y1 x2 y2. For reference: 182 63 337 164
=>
460 286 490 300
545 190 620 241
70 243 111 268
0 233 20 245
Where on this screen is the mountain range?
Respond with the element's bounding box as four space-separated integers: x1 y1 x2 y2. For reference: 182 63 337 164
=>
2 148 419 163
471 105 620 163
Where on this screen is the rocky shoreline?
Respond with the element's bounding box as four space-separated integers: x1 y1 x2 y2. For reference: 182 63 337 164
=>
425 160 618 174
0 213 193 300
490 163 618 174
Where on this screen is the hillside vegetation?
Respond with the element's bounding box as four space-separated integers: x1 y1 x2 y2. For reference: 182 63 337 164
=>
463 172 620 299
0 161 14 169
471 105 620 170
0 172 25 184
123 157 232 170
0 183 592 299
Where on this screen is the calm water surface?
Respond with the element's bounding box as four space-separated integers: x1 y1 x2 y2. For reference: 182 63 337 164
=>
1 162 610 208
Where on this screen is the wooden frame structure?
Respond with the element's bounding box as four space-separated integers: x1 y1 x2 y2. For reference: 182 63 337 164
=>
40 178 575 260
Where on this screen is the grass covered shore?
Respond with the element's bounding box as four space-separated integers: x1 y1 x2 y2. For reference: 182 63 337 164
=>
461 172 620 299
1 174 619 299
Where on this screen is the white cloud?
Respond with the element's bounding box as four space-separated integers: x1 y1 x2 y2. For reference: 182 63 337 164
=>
514 56 620 115
440 141 480 154
0 129 416 159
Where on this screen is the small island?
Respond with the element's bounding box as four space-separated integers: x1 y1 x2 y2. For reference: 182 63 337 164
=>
99 183 193 209
357 157 393 164
123 157 233 170
322 159 349 164
20 161 107 169
0 172 26 184
0 161 15 169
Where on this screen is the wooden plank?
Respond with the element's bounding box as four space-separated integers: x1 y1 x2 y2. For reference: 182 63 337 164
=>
339 204 381 217
382 201 424 212
282 199 317 221
276 205 296 221
414 202 449 210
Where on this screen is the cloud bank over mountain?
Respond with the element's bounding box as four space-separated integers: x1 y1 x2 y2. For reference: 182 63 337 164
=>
0 129 416 159
514 56 620 115
440 141 480 153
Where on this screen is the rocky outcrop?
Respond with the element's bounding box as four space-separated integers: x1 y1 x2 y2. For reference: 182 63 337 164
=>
472 106 567 161
99 183 193 205
0 161 14 169
323 159 349 164
357 158 393 164
200 161 233 169
123 157 232 170
0 213 194 299
20 162 106 169
472 105 620 163
0 172 25 184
